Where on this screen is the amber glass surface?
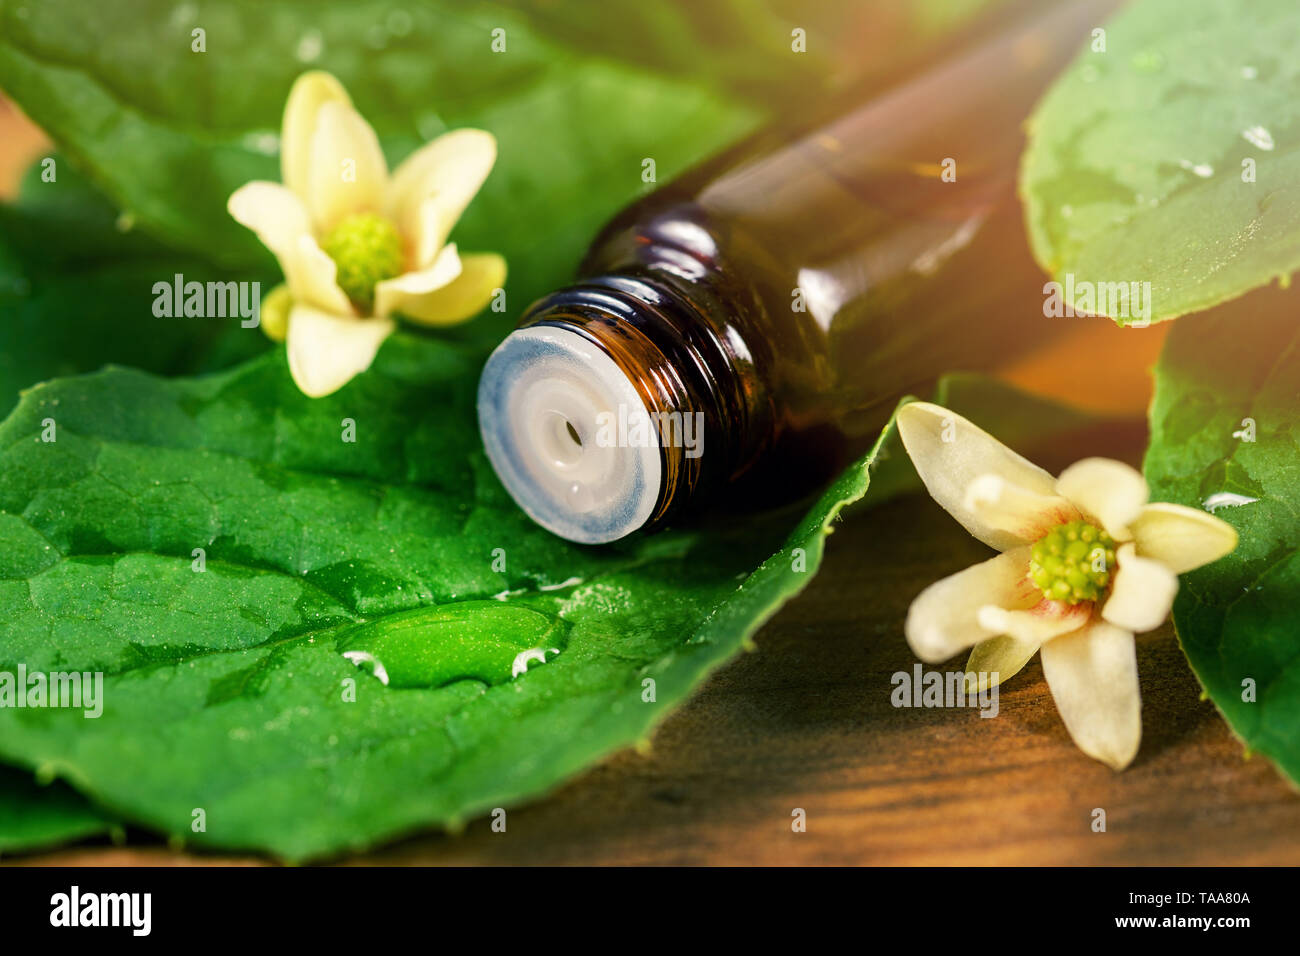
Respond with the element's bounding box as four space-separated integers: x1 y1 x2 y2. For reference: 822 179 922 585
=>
520 0 1122 525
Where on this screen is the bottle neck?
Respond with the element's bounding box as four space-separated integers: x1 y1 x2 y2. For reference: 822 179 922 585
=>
517 267 773 530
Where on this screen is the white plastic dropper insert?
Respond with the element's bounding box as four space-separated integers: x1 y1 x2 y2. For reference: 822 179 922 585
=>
477 325 662 544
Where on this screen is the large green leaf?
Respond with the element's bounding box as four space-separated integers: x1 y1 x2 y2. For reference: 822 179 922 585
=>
1144 286 1300 785
1020 0 1300 324
0 333 895 860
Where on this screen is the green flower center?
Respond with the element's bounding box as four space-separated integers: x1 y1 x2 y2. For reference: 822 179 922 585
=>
320 212 405 311
1029 519 1116 604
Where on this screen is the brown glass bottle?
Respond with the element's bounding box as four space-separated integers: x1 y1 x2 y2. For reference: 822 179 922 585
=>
478 0 1120 544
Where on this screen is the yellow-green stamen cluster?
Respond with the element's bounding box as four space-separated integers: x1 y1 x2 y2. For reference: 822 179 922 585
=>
1030 519 1116 604
320 212 405 312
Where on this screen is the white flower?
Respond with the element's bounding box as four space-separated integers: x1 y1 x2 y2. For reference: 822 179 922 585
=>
227 71 505 397
897 401 1238 770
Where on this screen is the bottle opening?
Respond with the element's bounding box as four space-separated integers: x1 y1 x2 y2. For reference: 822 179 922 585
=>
477 325 663 544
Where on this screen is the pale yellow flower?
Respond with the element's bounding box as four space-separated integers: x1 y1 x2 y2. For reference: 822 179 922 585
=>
228 71 505 397
898 401 1237 770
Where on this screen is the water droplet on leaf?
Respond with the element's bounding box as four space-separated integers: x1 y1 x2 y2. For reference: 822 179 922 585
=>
296 30 324 63
1178 159 1214 178
511 647 559 678
241 130 280 156
1202 492 1259 513
1241 125 1275 151
342 650 389 685
338 602 565 688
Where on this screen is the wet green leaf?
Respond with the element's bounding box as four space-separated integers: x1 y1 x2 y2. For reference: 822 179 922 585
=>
1144 286 1300 785
1020 0 1300 323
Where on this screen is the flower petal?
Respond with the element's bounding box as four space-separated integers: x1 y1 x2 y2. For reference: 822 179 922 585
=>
259 283 293 343
286 234 354 316
227 181 312 261
409 198 456 271
385 252 506 326
905 546 1035 663
1040 621 1141 770
896 402 1060 551
285 303 395 398
1130 502 1238 574
965 635 1039 693
963 473 1080 544
1102 543 1178 633
387 129 496 266
977 598 1094 646
281 71 352 201
1056 457 1148 539
371 243 462 320
306 101 388 233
